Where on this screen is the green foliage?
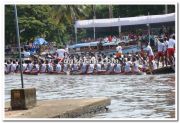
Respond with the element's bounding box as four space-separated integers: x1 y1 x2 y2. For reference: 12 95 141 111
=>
5 5 175 46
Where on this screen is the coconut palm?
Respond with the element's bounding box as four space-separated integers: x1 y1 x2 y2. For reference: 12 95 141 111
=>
51 5 90 25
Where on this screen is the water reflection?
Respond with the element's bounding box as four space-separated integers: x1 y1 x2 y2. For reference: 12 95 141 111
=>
5 74 175 118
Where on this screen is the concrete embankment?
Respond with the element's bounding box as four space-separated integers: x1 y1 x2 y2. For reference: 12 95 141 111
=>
5 97 111 118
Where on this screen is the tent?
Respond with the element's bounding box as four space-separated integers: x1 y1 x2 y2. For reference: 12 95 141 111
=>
75 13 175 28
33 38 48 46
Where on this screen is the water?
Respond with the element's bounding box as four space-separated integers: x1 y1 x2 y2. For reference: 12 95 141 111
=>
5 74 175 118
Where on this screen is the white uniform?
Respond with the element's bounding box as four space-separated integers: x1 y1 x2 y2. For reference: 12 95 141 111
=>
23 51 30 58
27 63 33 71
125 61 132 72
72 64 78 71
22 63 27 71
6 64 11 73
33 64 39 71
133 62 140 72
152 61 157 70
168 38 175 48
164 40 169 51
56 64 62 73
63 64 68 72
10 64 17 72
40 63 46 72
116 46 122 53
145 45 154 56
47 63 53 72
88 64 94 73
56 49 66 58
114 64 121 73
96 64 102 71
81 63 87 73
158 41 165 52
108 63 115 71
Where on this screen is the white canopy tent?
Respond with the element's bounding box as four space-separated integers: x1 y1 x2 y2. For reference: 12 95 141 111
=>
74 13 175 43
75 13 175 28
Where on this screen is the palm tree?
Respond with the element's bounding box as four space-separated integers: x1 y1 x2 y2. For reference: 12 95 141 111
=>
51 5 90 25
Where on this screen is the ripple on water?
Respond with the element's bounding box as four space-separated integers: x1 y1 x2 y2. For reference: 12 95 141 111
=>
5 73 175 118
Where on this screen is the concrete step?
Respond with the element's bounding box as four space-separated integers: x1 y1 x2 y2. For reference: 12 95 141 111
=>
5 97 111 118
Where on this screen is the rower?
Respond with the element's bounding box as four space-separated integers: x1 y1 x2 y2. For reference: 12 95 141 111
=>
55 61 62 73
70 60 79 75
39 60 46 73
5 61 11 74
31 61 39 72
106 62 115 74
22 61 27 72
46 60 54 73
80 62 88 74
87 61 95 74
114 62 122 74
24 60 33 73
132 57 141 74
10 61 17 73
63 63 69 74
124 57 132 74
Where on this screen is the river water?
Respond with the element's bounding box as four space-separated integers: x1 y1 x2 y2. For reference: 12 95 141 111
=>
5 74 175 118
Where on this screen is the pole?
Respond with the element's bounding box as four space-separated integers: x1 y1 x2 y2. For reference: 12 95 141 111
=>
74 16 78 44
148 12 150 43
14 5 24 88
93 19 95 41
165 5 168 14
118 16 121 37
109 5 113 18
75 26 77 44
93 5 96 41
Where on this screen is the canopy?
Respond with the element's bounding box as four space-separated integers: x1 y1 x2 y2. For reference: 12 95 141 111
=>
75 13 175 28
69 41 118 49
33 38 48 46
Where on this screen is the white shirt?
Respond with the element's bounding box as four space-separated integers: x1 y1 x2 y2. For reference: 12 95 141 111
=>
158 41 165 52
108 63 115 71
112 37 116 42
56 49 66 58
6 64 11 73
88 64 94 73
133 62 140 72
164 40 169 51
96 64 102 71
72 64 78 71
116 46 122 53
47 63 53 72
104 37 108 42
27 63 33 71
40 63 46 72
23 51 30 58
21 63 26 71
81 63 87 73
145 45 154 56
10 64 17 72
114 64 121 72
152 61 157 70
33 64 39 71
168 38 175 48
56 64 62 73
125 61 132 72
63 64 68 72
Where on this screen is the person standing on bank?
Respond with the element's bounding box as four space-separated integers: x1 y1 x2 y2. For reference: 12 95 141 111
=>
115 43 123 61
144 41 154 73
